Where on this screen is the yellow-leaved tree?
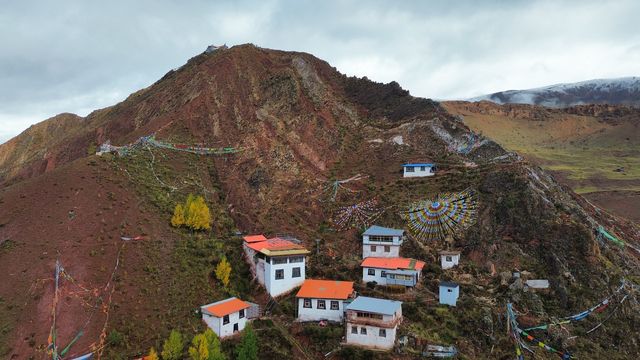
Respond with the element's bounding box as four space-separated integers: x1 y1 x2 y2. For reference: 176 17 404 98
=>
171 203 185 227
215 256 231 288
170 194 211 231
146 347 159 360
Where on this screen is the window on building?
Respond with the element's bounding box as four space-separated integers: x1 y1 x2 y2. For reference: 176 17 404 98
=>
223 315 229 325
360 327 367 335
317 300 326 309
289 256 304 263
447 289 452 293
367 268 375 276
292 267 301 278
379 329 386 337
389 274 395 279
239 309 245 319
303 299 311 308
356 312 383 320
369 235 393 242
420 166 426 171
275 269 284 280
384 245 390 252
446 256 452 262
381 271 387 278
330 301 339 310
406 167 415 172
370 245 376 252
272 257 288 265
351 326 358 334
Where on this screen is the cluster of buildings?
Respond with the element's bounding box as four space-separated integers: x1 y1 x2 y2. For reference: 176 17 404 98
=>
199 224 461 351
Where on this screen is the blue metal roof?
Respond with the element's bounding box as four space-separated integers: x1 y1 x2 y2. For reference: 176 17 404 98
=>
346 296 402 315
440 281 459 288
402 163 434 167
363 225 404 237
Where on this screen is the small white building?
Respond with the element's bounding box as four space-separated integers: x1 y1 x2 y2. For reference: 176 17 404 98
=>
439 250 461 270
345 296 403 350
243 235 310 297
361 257 425 287
402 163 435 178
362 225 405 258
439 282 460 306
201 297 252 338
296 279 355 322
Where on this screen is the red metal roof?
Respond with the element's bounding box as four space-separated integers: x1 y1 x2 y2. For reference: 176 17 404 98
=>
246 237 305 252
296 279 354 299
202 297 250 317
360 257 426 271
243 234 268 243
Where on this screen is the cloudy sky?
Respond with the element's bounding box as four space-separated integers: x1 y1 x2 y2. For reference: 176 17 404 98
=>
1 0 639 143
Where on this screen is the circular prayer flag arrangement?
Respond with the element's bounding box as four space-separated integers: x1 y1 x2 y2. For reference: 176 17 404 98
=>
332 198 385 230
401 188 477 241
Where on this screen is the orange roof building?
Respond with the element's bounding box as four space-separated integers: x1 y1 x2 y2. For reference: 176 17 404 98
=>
360 257 425 271
241 234 310 297
296 279 355 300
202 297 250 317
361 257 425 288
201 297 254 338
296 279 355 322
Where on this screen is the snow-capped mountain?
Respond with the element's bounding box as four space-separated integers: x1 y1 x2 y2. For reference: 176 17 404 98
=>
469 77 640 107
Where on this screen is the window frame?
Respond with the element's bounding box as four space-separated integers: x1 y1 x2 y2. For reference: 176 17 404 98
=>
289 256 304 263
367 268 375 276
370 245 376 252
275 269 284 280
317 299 326 310
239 309 245 319
360 327 367 335
405 166 415 172
384 245 390 252
223 315 230 325
272 257 288 265
381 270 387 278
303 298 312 308
379 329 386 337
292 267 301 278
446 255 452 262
351 326 358 334
330 300 339 310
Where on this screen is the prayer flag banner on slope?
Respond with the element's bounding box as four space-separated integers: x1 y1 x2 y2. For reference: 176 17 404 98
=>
400 188 477 241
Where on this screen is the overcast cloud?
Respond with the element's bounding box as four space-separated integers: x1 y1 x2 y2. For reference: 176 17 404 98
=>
1 0 639 143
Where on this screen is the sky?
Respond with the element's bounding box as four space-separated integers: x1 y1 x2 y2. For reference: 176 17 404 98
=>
1 0 639 143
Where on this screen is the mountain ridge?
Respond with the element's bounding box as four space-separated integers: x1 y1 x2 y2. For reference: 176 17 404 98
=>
468 76 640 108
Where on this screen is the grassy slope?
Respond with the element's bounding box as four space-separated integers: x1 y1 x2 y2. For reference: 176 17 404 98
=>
442 104 640 194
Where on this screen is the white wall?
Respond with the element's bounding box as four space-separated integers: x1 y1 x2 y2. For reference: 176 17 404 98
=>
297 298 345 322
202 310 248 338
264 256 306 297
439 286 460 306
362 267 419 287
362 267 388 285
362 244 400 258
440 254 460 269
345 323 397 350
403 166 434 178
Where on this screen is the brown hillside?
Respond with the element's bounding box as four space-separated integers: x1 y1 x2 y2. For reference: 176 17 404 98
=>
1 45 639 360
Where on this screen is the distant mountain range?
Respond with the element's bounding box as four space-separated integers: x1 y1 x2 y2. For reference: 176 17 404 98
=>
469 77 640 107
